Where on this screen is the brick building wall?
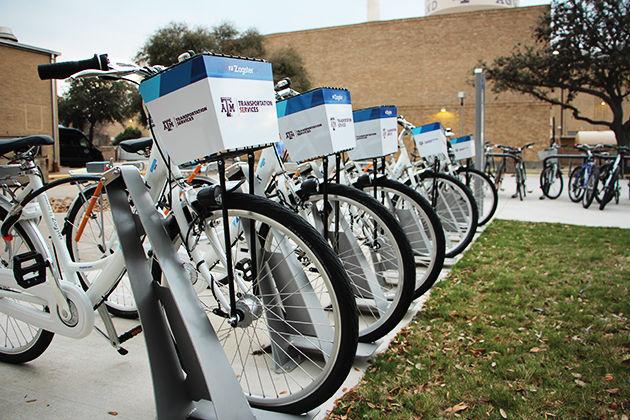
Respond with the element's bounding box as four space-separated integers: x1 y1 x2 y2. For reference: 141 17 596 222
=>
265 6 553 162
0 43 58 171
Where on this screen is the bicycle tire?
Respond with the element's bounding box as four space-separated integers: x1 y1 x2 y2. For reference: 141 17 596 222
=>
64 184 138 319
568 166 584 202
599 167 619 211
455 167 498 225
582 165 599 209
540 165 563 199
0 205 55 363
355 177 446 300
413 172 479 258
304 183 415 343
197 192 359 414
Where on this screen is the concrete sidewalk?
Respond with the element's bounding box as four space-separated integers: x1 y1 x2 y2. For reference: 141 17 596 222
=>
494 174 630 228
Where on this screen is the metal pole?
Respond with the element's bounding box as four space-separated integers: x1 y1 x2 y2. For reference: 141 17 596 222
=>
474 68 485 171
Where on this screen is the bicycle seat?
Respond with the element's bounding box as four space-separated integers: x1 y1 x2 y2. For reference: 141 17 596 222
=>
119 137 153 153
0 135 54 155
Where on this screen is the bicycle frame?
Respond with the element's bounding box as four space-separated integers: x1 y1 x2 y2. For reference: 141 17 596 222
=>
0 145 245 342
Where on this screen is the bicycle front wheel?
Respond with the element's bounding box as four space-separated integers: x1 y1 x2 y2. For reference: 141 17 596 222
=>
540 165 563 200
568 167 584 202
302 183 415 342
194 192 358 414
455 167 498 225
413 172 479 258
582 166 599 209
355 177 445 300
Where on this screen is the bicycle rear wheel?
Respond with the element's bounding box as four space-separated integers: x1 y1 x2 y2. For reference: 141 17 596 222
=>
64 184 137 318
193 192 358 413
0 206 55 363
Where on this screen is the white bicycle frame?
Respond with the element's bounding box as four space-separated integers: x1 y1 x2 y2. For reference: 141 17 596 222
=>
0 144 247 343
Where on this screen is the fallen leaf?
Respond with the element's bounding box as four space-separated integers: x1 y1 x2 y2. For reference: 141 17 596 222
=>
606 388 619 394
529 347 543 353
574 379 586 387
571 373 582 378
445 402 469 414
500 408 508 418
25 399 37 403
603 374 614 382
108 412 118 417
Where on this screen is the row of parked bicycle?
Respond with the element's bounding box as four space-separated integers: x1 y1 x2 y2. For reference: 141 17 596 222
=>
0 52 498 415
484 139 629 210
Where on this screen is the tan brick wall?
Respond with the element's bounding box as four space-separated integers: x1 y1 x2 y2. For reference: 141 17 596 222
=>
265 6 554 161
0 45 56 169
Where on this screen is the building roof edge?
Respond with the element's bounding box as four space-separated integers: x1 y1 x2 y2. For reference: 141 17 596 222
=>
0 38 60 56
265 5 549 37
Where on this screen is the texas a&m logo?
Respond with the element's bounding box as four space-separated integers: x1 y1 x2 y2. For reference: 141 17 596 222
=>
162 118 175 132
220 97 235 117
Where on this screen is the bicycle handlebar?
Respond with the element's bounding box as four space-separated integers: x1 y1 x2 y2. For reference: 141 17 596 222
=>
38 54 110 80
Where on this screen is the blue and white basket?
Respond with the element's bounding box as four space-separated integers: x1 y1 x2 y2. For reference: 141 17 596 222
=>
347 105 398 161
277 88 356 162
411 122 448 159
450 135 476 161
139 53 280 164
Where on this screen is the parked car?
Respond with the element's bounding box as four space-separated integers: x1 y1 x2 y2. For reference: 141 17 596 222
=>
59 126 104 167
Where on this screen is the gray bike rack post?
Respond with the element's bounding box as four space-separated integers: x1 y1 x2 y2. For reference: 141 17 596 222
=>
473 68 486 211
105 166 312 420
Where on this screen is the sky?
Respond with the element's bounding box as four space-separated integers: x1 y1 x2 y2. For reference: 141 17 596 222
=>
1 0 550 63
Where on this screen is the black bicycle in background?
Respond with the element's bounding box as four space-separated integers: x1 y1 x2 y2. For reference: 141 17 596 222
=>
598 145 629 210
490 143 535 201
539 142 563 200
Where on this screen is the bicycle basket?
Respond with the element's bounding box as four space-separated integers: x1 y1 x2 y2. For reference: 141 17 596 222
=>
450 135 476 161
139 53 279 164
277 87 356 162
347 105 398 161
411 122 448 160
538 147 558 164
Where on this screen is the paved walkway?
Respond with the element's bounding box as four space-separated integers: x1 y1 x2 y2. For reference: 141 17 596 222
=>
494 175 630 229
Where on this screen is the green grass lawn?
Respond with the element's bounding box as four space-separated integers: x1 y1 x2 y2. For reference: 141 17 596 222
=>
330 220 630 419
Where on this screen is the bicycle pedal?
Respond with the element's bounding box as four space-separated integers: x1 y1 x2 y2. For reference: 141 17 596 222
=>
117 347 129 356
235 258 254 282
12 251 47 289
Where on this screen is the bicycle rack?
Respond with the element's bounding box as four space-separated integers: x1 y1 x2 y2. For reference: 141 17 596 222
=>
105 165 314 420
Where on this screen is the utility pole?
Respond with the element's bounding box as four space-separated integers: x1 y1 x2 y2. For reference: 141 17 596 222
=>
458 91 466 136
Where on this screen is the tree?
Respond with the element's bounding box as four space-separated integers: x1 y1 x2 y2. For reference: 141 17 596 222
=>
268 47 312 92
58 78 134 142
136 22 311 90
113 126 143 145
485 0 630 146
135 22 265 66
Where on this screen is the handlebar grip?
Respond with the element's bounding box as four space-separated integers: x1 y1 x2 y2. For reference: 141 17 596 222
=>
38 54 109 80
